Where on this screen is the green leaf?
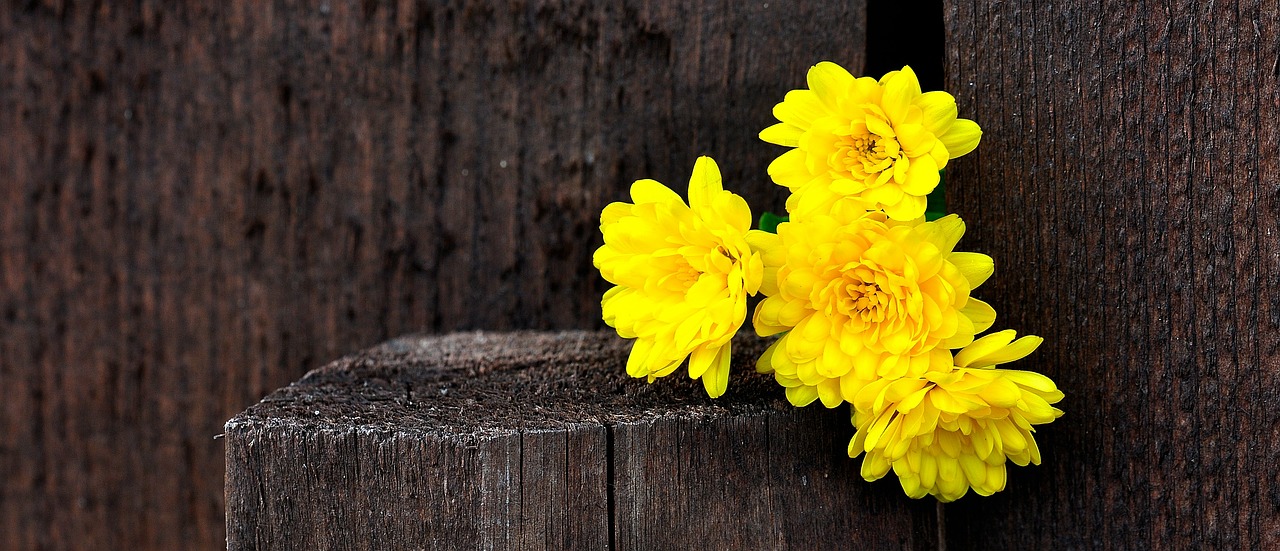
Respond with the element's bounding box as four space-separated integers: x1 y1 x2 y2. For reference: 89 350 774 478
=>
758 211 788 233
924 169 946 221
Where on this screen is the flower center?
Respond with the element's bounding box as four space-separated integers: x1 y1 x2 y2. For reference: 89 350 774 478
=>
831 117 903 181
716 244 737 262
837 276 889 322
665 257 701 290
817 267 892 323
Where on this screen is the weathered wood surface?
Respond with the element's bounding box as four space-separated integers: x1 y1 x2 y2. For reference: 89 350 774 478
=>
943 1 1280 548
0 1 865 549
224 331 938 550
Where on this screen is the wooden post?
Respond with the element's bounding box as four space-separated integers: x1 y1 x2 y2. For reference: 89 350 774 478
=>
942 1 1280 547
0 2 866 549
224 332 938 550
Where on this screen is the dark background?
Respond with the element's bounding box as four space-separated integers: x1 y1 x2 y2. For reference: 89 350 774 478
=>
1 0 874 548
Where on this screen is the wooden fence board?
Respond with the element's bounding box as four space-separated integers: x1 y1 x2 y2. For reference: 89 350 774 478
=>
224 331 938 550
0 1 866 548
942 0 1280 547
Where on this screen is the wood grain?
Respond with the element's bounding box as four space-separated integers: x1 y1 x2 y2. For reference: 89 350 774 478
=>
224 331 938 550
0 1 866 548
942 0 1280 547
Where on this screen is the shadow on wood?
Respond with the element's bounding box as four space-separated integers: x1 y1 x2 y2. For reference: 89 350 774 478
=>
224 331 938 550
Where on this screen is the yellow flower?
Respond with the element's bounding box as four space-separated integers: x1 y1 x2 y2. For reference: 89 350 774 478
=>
760 63 982 221
751 212 995 408
848 330 1064 502
594 157 765 398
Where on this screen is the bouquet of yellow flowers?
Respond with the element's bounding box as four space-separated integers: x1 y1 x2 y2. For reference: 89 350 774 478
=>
593 62 1063 502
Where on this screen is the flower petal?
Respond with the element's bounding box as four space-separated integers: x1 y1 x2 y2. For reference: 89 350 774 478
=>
688 343 718 379
786 385 820 407
970 335 1044 368
807 61 855 109
630 178 683 206
901 154 940 196
960 298 997 334
881 65 922 123
760 122 804 147
916 90 959 135
954 329 1017 368
939 118 982 158
950 252 995 289
774 89 828 128
701 343 733 398
767 148 813 188
687 156 723 212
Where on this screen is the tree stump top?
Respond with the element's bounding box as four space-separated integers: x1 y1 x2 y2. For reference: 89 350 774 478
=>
227 331 787 438
224 331 940 550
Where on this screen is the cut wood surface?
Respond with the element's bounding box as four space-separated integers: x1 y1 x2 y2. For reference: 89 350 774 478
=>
224 331 938 550
942 1 1280 547
0 2 865 548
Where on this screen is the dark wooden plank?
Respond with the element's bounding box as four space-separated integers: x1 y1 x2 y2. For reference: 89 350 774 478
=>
612 409 939 550
942 0 1280 547
0 1 866 548
225 331 937 550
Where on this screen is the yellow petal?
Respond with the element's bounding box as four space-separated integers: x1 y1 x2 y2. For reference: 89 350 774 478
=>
701 343 732 398
901 153 940 196
865 115 896 138
710 190 753 233
960 453 987 486
899 472 923 498
752 297 792 336
817 379 844 408
895 123 934 158
995 419 1027 452
626 339 654 378
767 148 813 188
807 61 855 109
601 201 633 226
687 156 723 212
786 385 820 407
928 388 970 414
758 266 779 297
760 123 804 147
882 194 927 221
746 230 785 266
774 89 828 127
985 463 1007 492
939 118 982 158
923 214 966 254
950 252 995 289
630 178 682 205
756 338 782 374
1000 370 1062 397
976 377 1023 408
651 357 683 380
881 65 922 123
861 451 892 481
688 343 718 379
954 329 1017 368
972 335 1044 367
840 372 871 404
744 251 764 295
960 298 997 334
916 90 958 135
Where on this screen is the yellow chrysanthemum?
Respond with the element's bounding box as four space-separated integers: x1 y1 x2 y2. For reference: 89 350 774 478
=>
751 212 995 408
848 330 1063 502
761 62 982 221
594 156 765 398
